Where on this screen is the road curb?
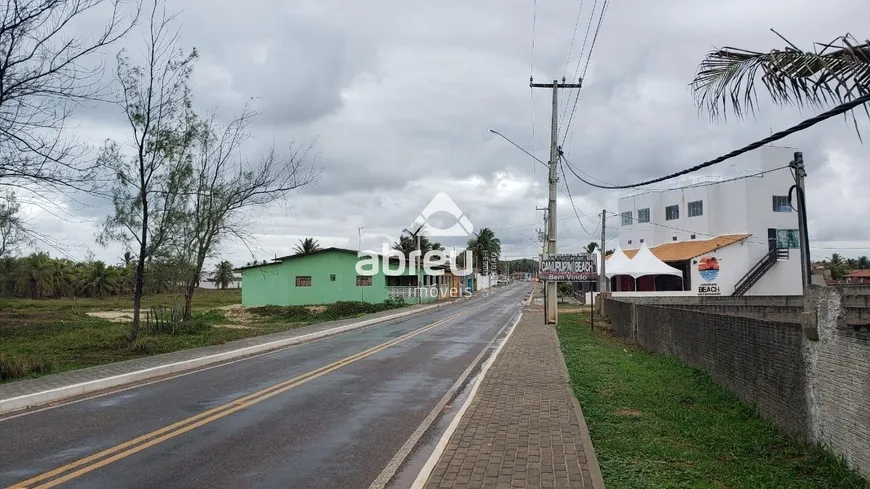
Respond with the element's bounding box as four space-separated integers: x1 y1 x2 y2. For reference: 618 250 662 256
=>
0 297 474 416
409 308 524 489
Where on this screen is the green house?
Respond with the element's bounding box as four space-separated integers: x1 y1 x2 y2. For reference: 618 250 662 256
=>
238 247 454 306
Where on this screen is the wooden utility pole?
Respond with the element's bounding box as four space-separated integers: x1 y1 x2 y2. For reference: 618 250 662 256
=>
531 77 583 325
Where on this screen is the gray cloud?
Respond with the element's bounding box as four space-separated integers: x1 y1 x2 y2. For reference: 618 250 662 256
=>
18 0 870 266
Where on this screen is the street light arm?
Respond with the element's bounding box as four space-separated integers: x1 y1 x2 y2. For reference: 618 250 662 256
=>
488 129 549 169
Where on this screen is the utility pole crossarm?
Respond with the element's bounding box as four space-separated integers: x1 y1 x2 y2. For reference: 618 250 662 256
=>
530 79 583 89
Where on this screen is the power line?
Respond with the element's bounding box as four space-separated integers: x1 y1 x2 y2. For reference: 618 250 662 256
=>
563 0 611 152
529 0 538 175
562 0 587 81
559 0 599 130
565 93 870 190
559 158 599 235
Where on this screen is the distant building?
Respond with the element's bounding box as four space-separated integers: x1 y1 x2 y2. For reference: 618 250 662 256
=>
611 145 803 296
842 270 870 285
237 247 467 307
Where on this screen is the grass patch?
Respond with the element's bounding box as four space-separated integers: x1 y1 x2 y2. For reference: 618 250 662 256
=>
557 312 869 489
0 295 408 383
0 288 241 315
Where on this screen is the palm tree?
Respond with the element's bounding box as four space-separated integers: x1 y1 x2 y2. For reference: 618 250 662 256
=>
467 228 501 272
828 253 849 280
212 260 235 289
294 237 321 256
585 242 599 254
691 33 870 133
858 256 870 269
393 224 444 259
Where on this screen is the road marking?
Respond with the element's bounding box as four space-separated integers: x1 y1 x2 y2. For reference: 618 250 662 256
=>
6 303 488 489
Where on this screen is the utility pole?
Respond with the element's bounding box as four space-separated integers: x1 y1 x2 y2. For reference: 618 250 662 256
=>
792 152 810 289
417 233 422 304
536 205 548 321
600 210 607 296
531 76 582 324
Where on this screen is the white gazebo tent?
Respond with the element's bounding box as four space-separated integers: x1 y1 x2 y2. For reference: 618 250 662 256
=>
604 245 633 278
618 243 683 291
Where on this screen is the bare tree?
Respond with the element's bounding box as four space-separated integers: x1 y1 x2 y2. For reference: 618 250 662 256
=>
0 191 27 256
173 106 318 319
0 0 140 191
98 1 196 341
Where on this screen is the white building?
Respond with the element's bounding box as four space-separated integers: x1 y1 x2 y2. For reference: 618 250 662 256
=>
611 145 803 296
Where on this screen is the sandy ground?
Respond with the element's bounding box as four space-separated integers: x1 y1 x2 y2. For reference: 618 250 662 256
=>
87 303 250 328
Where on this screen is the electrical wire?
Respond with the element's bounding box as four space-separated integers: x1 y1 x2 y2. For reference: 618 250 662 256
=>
562 0 587 82
562 0 610 148
608 211 771 247
559 158 599 235
559 0 599 130
566 93 870 190
529 0 538 175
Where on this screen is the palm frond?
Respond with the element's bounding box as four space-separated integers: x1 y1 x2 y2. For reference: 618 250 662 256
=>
691 33 870 130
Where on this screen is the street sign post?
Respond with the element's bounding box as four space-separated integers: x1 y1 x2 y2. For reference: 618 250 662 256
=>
539 253 597 282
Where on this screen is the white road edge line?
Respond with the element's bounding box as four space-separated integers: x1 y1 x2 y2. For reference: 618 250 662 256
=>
369 294 524 489
409 307 524 489
0 297 480 416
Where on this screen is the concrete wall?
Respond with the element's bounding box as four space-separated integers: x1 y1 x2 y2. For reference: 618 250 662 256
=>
803 286 870 477
610 294 805 321
605 285 870 479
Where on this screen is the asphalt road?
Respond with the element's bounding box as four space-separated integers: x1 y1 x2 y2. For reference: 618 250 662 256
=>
0 283 531 489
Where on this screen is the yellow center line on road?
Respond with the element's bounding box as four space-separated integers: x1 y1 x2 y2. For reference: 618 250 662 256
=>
8 301 489 489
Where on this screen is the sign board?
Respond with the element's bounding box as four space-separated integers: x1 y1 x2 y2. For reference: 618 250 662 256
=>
539 253 597 282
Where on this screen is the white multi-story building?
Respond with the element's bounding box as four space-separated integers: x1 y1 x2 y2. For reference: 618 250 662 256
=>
613 145 803 296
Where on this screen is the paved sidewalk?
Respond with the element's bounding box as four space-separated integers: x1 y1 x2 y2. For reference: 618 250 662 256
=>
423 300 604 488
0 298 465 404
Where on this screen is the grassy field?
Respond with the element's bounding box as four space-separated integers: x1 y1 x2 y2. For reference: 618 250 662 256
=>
557 313 869 489
0 290 406 383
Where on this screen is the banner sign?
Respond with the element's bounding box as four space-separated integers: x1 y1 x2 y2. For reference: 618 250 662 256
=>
539 253 597 281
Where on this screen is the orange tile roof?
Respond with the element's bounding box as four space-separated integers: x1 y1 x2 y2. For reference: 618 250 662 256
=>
847 269 870 278
613 234 751 262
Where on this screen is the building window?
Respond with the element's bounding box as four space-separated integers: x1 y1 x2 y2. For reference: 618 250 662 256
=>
672 236 677 241
295 276 312 287
772 195 792 212
621 211 632 226
627 240 632 245
639 238 645 244
687 200 703 217
329 274 336 281
690 234 696 239
771 229 800 249
665 204 679 220
356 275 372 286
637 208 650 223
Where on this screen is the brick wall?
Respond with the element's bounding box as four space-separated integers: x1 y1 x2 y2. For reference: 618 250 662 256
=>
605 286 870 479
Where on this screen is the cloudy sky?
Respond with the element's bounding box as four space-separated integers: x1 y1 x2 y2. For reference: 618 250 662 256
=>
17 0 870 267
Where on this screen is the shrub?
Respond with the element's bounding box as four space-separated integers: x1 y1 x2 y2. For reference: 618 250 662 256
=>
0 353 57 381
249 305 311 321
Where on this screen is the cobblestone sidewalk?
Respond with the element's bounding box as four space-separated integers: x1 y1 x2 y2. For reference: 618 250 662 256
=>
423 303 605 489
